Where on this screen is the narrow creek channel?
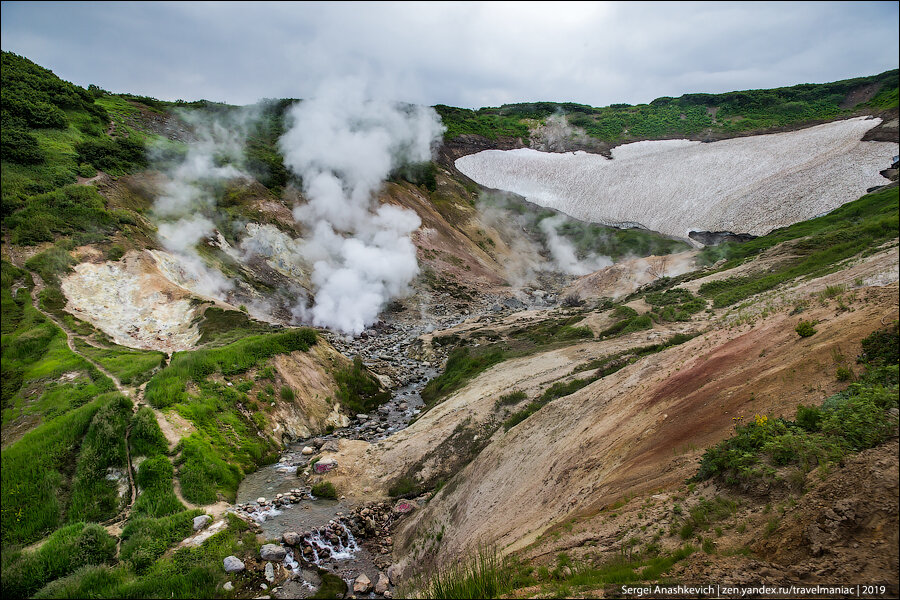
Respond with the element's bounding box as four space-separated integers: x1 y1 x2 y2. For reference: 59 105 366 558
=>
232 319 453 597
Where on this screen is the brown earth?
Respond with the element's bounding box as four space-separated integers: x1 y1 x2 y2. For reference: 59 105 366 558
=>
362 243 899 581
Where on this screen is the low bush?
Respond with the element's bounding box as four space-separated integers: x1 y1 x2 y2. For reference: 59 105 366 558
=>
311 481 337 499
795 320 817 337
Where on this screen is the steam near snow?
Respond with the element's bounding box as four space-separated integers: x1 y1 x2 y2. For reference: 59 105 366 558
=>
278 80 444 334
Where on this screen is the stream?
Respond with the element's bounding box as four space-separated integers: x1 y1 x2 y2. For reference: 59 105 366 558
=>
232 317 459 597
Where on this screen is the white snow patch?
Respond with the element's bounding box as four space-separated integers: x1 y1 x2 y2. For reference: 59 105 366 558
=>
456 117 898 240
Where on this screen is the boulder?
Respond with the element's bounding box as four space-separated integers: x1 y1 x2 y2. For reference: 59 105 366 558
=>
375 572 390 594
301 446 315 455
223 556 245 573
223 581 233 591
282 531 300 545
313 457 337 473
387 564 402 585
260 543 287 561
320 439 340 452
353 573 372 594
265 562 275 583
193 514 212 531
393 500 418 514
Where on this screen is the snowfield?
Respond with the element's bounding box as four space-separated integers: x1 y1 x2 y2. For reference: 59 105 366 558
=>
455 117 898 240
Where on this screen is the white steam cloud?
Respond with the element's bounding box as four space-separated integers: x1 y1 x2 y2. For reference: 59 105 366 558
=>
539 215 613 276
278 80 444 335
151 109 259 298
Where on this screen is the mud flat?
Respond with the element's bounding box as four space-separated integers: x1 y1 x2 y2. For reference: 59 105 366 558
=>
456 117 899 240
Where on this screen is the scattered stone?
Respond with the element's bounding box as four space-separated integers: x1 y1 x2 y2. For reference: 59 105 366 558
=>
193 514 212 531
223 556 245 573
265 562 275 583
257 497 267 504
260 544 287 561
353 573 372 594
223 581 233 591
282 531 300 545
301 446 314 455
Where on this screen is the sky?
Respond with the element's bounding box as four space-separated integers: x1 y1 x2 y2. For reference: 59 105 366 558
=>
1 1 898 109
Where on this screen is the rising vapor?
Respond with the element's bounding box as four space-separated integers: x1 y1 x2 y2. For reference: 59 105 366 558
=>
278 79 444 335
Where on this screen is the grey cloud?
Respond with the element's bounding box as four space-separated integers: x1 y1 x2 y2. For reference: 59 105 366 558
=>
1 1 897 108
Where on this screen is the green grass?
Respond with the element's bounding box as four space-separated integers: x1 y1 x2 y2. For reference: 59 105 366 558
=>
66 395 133 524
697 187 898 307
417 544 696 599
34 512 255 598
195 306 277 346
144 328 316 408
1 522 118 598
1 394 118 546
129 406 170 458
72 339 165 385
120 509 202 573
131 456 186 518
335 355 390 413
174 433 245 505
422 346 509 406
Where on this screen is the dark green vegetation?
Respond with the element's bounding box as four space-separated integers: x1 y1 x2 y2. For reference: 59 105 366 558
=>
311 571 349 599
693 325 899 488
697 187 899 307
795 320 818 337
421 346 509 405
433 105 531 140
1 52 150 244
437 69 898 144
418 545 697 599
335 355 391 414
644 289 707 323
480 193 691 263
67 395 133 524
1 522 118 598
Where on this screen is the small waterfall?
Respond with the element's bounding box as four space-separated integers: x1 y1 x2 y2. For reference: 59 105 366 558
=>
286 519 360 568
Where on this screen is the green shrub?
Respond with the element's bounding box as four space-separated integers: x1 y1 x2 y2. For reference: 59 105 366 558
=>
280 384 295 401
795 321 817 337
1 128 45 164
859 322 899 366
836 366 853 381
795 404 823 432
496 390 527 406
311 481 337 499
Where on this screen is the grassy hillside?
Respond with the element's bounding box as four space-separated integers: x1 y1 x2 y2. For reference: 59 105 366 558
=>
438 69 899 143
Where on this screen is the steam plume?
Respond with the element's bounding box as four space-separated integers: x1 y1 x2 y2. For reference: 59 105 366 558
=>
278 79 444 335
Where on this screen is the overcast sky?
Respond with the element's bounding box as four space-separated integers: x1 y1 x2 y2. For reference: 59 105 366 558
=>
2 1 898 108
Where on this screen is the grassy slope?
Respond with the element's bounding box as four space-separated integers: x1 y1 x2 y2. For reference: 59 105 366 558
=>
437 69 898 143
